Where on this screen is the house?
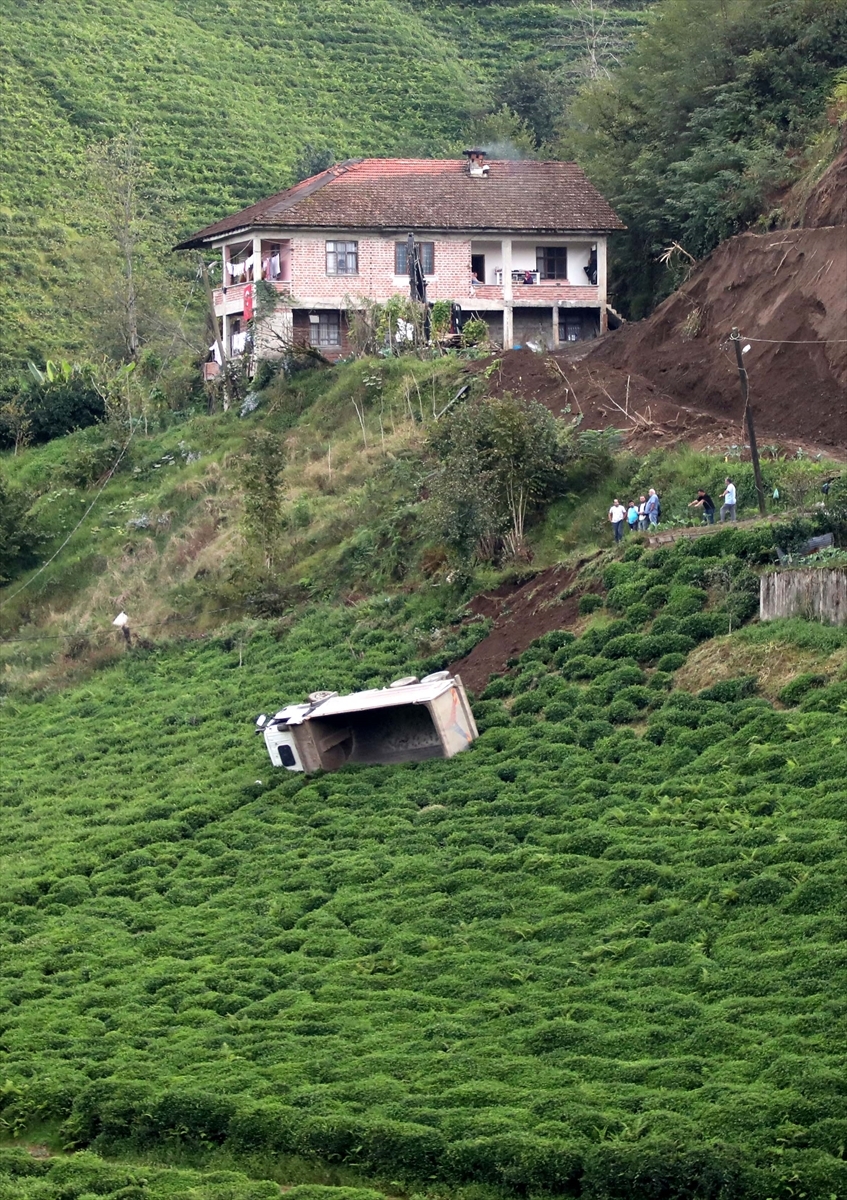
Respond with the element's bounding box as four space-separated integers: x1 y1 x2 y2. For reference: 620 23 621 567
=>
175 150 625 374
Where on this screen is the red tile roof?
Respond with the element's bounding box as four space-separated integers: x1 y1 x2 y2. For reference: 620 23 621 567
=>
175 158 624 248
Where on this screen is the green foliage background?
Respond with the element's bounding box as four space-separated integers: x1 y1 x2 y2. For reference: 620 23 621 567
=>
560 0 847 315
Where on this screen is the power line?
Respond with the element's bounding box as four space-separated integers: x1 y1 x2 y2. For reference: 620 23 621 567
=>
0 432 136 609
742 336 847 345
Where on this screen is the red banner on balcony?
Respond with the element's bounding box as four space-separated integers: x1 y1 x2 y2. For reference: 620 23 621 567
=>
243 284 254 321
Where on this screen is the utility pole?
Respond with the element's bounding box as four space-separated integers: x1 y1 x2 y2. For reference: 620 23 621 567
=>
199 256 232 412
730 327 766 518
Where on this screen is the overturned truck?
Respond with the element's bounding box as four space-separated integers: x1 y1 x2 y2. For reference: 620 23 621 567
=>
256 671 478 773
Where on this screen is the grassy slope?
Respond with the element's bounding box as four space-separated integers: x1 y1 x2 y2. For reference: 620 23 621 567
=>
0 355 838 680
0 356 469 687
0 0 650 369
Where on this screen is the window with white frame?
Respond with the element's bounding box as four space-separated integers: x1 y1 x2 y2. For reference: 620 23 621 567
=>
395 241 434 275
326 241 358 275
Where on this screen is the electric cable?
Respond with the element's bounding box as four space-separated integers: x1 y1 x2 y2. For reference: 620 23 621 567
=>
741 336 847 345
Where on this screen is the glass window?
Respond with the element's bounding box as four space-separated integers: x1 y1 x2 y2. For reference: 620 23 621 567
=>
313 312 341 347
536 246 568 280
395 241 434 275
326 241 358 275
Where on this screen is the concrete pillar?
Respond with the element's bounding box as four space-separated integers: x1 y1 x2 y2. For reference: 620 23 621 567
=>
222 309 230 359
222 244 229 290
501 239 514 349
501 238 513 301
253 235 262 282
502 306 514 350
597 237 608 334
552 302 560 348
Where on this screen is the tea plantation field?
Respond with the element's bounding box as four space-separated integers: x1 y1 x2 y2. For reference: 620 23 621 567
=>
2 531 847 1199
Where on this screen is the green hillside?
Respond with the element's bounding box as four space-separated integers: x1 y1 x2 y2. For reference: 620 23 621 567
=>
2 356 847 1198
0 0 478 371
0 0 651 373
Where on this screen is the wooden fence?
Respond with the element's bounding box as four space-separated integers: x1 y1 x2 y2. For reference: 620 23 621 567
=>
760 568 847 625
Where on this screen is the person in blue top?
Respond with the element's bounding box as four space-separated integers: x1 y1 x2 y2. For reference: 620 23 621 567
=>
645 488 660 527
720 477 737 522
627 502 639 532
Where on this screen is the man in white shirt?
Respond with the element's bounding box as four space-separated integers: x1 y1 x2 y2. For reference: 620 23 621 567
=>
720 477 737 522
608 498 627 543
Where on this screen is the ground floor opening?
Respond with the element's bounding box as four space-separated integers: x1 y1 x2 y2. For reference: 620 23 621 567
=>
465 306 602 350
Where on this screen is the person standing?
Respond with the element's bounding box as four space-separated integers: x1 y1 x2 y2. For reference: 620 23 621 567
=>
720 477 737 522
645 488 660 527
608 498 626 543
627 501 639 532
688 488 716 524
638 495 649 531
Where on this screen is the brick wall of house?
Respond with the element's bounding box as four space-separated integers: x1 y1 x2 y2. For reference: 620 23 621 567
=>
214 238 601 318
290 234 475 304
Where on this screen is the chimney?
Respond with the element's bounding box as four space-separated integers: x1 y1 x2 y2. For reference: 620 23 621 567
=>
463 148 489 177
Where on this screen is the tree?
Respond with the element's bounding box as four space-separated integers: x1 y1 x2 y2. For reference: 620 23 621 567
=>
426 394 568 562
0 361 107 449
83 132 176 362
292 143 335 183
0 471 42 585
463 106 539 159
494 66 558 146
239 430 287 569
560 0 632 82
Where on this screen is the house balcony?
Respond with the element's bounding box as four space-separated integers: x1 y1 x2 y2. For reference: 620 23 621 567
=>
468 278 600 308
212 278 292 316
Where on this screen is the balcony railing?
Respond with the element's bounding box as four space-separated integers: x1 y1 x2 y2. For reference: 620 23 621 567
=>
213 279 291 309
492 269 591 287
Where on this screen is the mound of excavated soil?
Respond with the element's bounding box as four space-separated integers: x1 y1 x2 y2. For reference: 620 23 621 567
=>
589 225 847 449
473 351 743 452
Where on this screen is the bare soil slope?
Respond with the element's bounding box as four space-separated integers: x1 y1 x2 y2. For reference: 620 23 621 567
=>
589 224 847 449
474 351 742 452
451 562 602 693
803 134 847 229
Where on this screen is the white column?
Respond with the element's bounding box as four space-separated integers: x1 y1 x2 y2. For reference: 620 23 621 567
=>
222 309 230 360
501 238 513 301
501 238 513 348
502 308 513 350
253 235 262 282
552 302 560 348
596 237 608 334
222 244 228 289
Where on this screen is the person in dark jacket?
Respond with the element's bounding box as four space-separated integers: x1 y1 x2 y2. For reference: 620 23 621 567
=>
688 488 716 524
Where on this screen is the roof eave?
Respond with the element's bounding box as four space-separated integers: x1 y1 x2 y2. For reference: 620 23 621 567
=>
176 223 625 249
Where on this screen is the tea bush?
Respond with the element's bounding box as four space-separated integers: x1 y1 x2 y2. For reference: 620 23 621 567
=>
578 593 604 615
778 673 827 706
2 531 846 1197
